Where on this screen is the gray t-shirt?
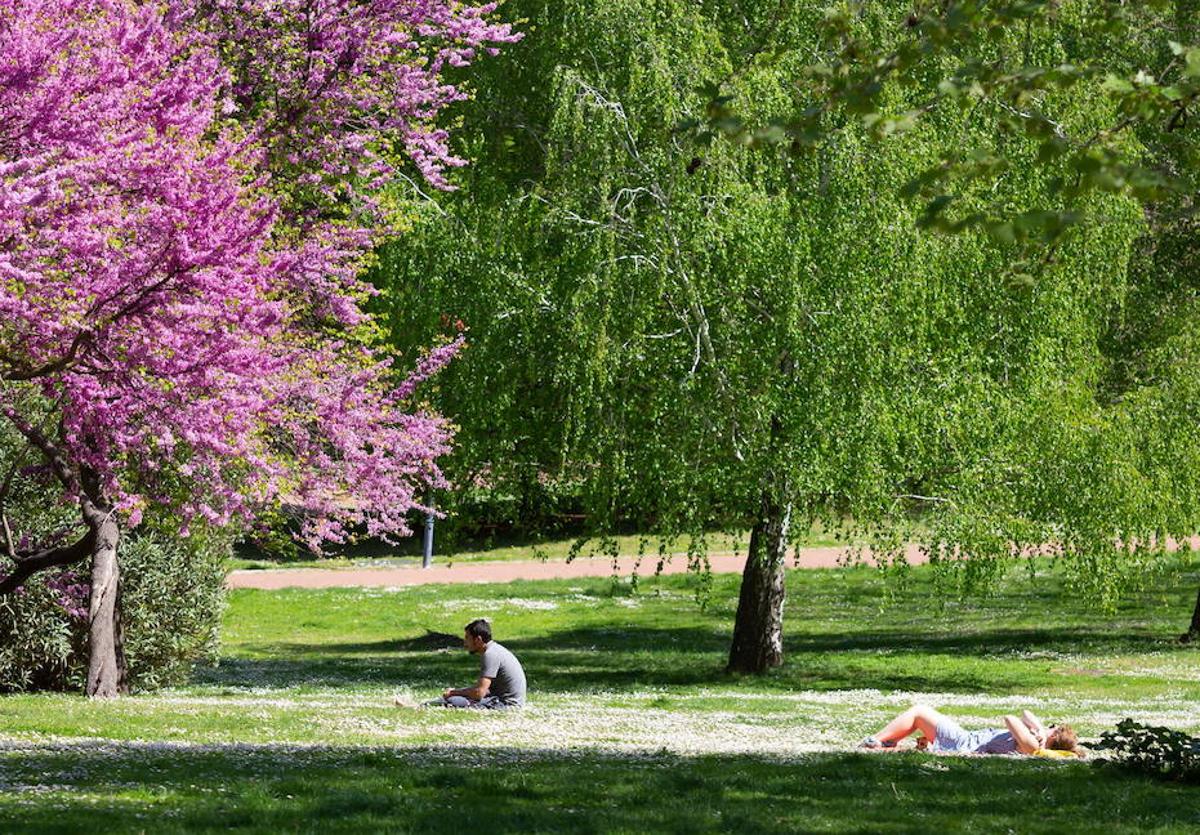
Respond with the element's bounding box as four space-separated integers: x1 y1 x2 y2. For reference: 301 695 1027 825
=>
479 641 526 705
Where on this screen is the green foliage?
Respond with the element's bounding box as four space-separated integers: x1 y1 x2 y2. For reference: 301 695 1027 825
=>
1 411 85 692
707 1 1199 245
119 530 228 691
367 0 1193 612
702 7 1200 592
0 569 85 693
0 529 228 693
1098 718 1200 784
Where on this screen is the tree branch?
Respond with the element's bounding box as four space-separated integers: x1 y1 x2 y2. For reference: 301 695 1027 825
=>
0 529 94 594
0 405 76 491
1 511 14 561
0 327 93 382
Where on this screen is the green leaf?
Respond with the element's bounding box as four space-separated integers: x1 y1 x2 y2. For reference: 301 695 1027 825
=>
987 222 1016 245
1006 273 1036 291
752 125 788 145
714 116 743 134
1102 75 1135 94
1037 138 1067 163
917 194 955 226
937 78 960 97
1186 49 1200 78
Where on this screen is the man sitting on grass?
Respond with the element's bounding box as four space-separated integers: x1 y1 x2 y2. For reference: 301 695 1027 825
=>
860 704 1082 757
436 618 526 709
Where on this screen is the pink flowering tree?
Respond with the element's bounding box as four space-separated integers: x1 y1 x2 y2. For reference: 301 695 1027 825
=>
0 0 515 696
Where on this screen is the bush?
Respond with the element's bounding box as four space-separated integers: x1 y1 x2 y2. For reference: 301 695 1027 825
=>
0 568 88 692
0 530 228 693
1096 718 1200 784
120 531 229 690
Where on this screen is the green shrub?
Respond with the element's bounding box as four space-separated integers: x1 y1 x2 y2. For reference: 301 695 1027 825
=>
0 567 88 692
120 531 228 690
0 530 228 693
1096 718 1200 784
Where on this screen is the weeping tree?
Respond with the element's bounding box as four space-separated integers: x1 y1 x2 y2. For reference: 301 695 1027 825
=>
374 0 1157 672
702 0 1200 641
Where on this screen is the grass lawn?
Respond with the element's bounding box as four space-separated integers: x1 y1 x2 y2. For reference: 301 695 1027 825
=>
2 559 1199 832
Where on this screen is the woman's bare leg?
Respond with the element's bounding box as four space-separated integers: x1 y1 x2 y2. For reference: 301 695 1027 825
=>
875 704 943 745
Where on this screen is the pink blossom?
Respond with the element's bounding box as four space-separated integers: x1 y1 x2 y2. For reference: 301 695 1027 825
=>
0 0 513 554
45 570 90 621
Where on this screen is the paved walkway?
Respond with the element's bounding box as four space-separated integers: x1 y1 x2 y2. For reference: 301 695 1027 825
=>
226 544 930 589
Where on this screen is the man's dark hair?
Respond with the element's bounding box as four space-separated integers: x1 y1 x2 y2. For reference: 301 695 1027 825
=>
464 619 492 643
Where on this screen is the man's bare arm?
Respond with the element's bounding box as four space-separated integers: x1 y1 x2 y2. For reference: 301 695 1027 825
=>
443 676 493 701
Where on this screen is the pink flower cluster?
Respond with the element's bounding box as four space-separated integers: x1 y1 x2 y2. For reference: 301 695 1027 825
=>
0 0 515 550
185 0 518 193
45 570 90 622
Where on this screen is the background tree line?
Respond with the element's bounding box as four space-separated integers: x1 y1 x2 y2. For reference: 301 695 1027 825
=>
5 0 1199 694
374 0 1200 671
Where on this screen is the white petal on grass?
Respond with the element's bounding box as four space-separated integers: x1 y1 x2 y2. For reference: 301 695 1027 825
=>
6 686 1197 756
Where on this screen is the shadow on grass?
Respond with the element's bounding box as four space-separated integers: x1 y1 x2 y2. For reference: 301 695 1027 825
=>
203 564 1200 694
197 618 1192 695
785 626 1174 655
1 742 1197 834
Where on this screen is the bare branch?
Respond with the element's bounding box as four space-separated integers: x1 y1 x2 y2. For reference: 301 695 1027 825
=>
0 405 76 491
0 529 94 595
893 493 957 509
1 511 13 561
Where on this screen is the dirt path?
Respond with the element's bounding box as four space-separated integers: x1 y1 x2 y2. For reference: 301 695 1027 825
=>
226 543 929 589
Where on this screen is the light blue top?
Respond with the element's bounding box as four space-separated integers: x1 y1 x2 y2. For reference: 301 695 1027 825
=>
933 718 1018 754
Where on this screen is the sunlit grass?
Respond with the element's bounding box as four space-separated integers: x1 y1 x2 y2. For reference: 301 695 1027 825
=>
3 560 1199 832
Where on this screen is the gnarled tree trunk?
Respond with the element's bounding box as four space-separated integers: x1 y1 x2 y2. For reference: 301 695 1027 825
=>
1 409 127 694
727 489 791 673
82 489 126 697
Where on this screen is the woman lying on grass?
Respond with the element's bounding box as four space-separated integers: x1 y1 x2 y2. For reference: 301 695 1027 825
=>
860 704 1083 758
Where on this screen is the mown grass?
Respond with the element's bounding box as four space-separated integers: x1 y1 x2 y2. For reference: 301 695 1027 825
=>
2 559 1199 833
3 744 1199 834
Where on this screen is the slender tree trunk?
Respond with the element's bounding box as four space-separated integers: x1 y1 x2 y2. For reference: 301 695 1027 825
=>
83 496 126 697
727 489 792 673
1181 585 1200 644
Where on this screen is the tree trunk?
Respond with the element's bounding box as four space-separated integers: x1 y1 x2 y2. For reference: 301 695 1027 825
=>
83 497 126 697
1181 585 1200 644
727 490 792 673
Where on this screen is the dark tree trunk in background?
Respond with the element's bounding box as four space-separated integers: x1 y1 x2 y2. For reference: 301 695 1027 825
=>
727 489 792 673
1181 585 1200 644
82 488 126 697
